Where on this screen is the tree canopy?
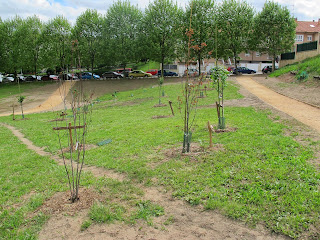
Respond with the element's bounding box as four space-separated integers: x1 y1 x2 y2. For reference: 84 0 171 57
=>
253 1 296 71
0 0 297 75
216 0 254 70
143 0 182 76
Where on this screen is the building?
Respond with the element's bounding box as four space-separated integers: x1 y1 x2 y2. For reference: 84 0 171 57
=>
295 19 320 44
280 18 320 67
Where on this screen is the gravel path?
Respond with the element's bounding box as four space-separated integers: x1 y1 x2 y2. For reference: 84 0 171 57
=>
237 76 320 133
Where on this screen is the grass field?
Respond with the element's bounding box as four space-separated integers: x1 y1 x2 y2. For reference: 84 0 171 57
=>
0 80 320 239
271 55 320 79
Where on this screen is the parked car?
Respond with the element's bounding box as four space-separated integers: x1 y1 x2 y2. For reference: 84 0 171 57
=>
4 74 15 82
16 74 26 81
262 65 278 74
41 75 51 81
233 67 256 74
81 72 100 79
0 73 3 83
128 70 152 78
158 70 178 77
227 66 235 72
61 73 78 80
49 75 59 81
102 71 123 79
24 75 37 81
116 68 132 74
183 68 199 77
146 69 158 76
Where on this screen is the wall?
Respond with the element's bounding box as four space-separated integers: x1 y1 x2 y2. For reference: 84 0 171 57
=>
280 44 320 67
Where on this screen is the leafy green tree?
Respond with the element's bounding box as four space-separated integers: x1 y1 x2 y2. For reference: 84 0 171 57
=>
184 0 215 74
143 0 182 77
0 17 25 75
44 16 72 72
104 0 142 70
22 16 44 77
216 0 254 71
0 18 5 72
73 9 103 77
253 1 296 72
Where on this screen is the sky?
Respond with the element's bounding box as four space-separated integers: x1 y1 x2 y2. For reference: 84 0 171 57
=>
0 0 318 24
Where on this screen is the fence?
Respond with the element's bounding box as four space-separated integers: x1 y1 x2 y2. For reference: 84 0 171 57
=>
281 52 295 60
297 41 318 52
163 64 177 70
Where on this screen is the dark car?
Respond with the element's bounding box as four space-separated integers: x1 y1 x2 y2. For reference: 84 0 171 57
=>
262 65 278 74
233 67 256 74
41 75 51 81
24 75 37 81
81 72 100 79
102 71 123 79
61 73 79 80
158 70 178 77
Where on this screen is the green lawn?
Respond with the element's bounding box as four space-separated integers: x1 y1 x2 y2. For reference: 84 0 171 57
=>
271 55 320 78
0 80 319 239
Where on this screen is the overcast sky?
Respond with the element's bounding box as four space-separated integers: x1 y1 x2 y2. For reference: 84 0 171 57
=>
0 0 318 24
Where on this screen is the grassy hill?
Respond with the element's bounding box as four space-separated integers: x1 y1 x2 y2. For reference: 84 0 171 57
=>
270 55 320 79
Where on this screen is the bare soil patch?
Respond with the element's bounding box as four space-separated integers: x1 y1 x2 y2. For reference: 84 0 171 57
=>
38 188 102 216
151 115 172 119
253 74 320 108
153 103 167 107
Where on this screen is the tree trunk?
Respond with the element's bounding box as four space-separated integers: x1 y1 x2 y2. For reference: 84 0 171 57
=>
161 56 164 78
198 54 201 76
91 58 94 80
272 54 276 73
234 54 238 75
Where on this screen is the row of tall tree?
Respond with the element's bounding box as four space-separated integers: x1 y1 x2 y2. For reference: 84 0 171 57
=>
0 0 296 76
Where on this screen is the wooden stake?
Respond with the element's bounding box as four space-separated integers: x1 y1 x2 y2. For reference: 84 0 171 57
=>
216 101 220 119
53 123 85 150
208 121 214 148
68 122 73 150
168 100 174 116
12 105 15 121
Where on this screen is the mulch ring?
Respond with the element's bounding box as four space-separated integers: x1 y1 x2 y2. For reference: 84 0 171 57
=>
214 127 237 133
153 104 167 108
150 143 225 167
152 115 172 119
35 188 103 216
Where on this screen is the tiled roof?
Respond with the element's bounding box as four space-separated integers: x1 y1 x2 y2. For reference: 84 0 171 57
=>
296 20 320 33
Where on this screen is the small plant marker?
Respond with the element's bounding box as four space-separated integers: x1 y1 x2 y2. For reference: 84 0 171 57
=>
11 104 17 120
53 122 86 149
207 121 214 148
168 100 174 116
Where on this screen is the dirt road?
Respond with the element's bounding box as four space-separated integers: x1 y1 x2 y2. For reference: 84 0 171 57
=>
0 81 75 117
237 76 320 133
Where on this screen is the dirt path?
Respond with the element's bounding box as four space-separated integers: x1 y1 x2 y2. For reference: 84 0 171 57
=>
1 123 287 240
236 76 320 133
0 123 125 181
0 81 75 117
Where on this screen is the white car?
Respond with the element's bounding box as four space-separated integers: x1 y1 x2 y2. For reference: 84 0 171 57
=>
4 74 15 82
17 74 26 81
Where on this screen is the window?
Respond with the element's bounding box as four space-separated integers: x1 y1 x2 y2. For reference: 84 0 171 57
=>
307 35 312 41
245 52 250 57
296 35 304 42
256 52 261 57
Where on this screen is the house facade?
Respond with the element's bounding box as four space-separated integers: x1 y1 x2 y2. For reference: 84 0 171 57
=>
294 19 320 45
280 19 320 67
